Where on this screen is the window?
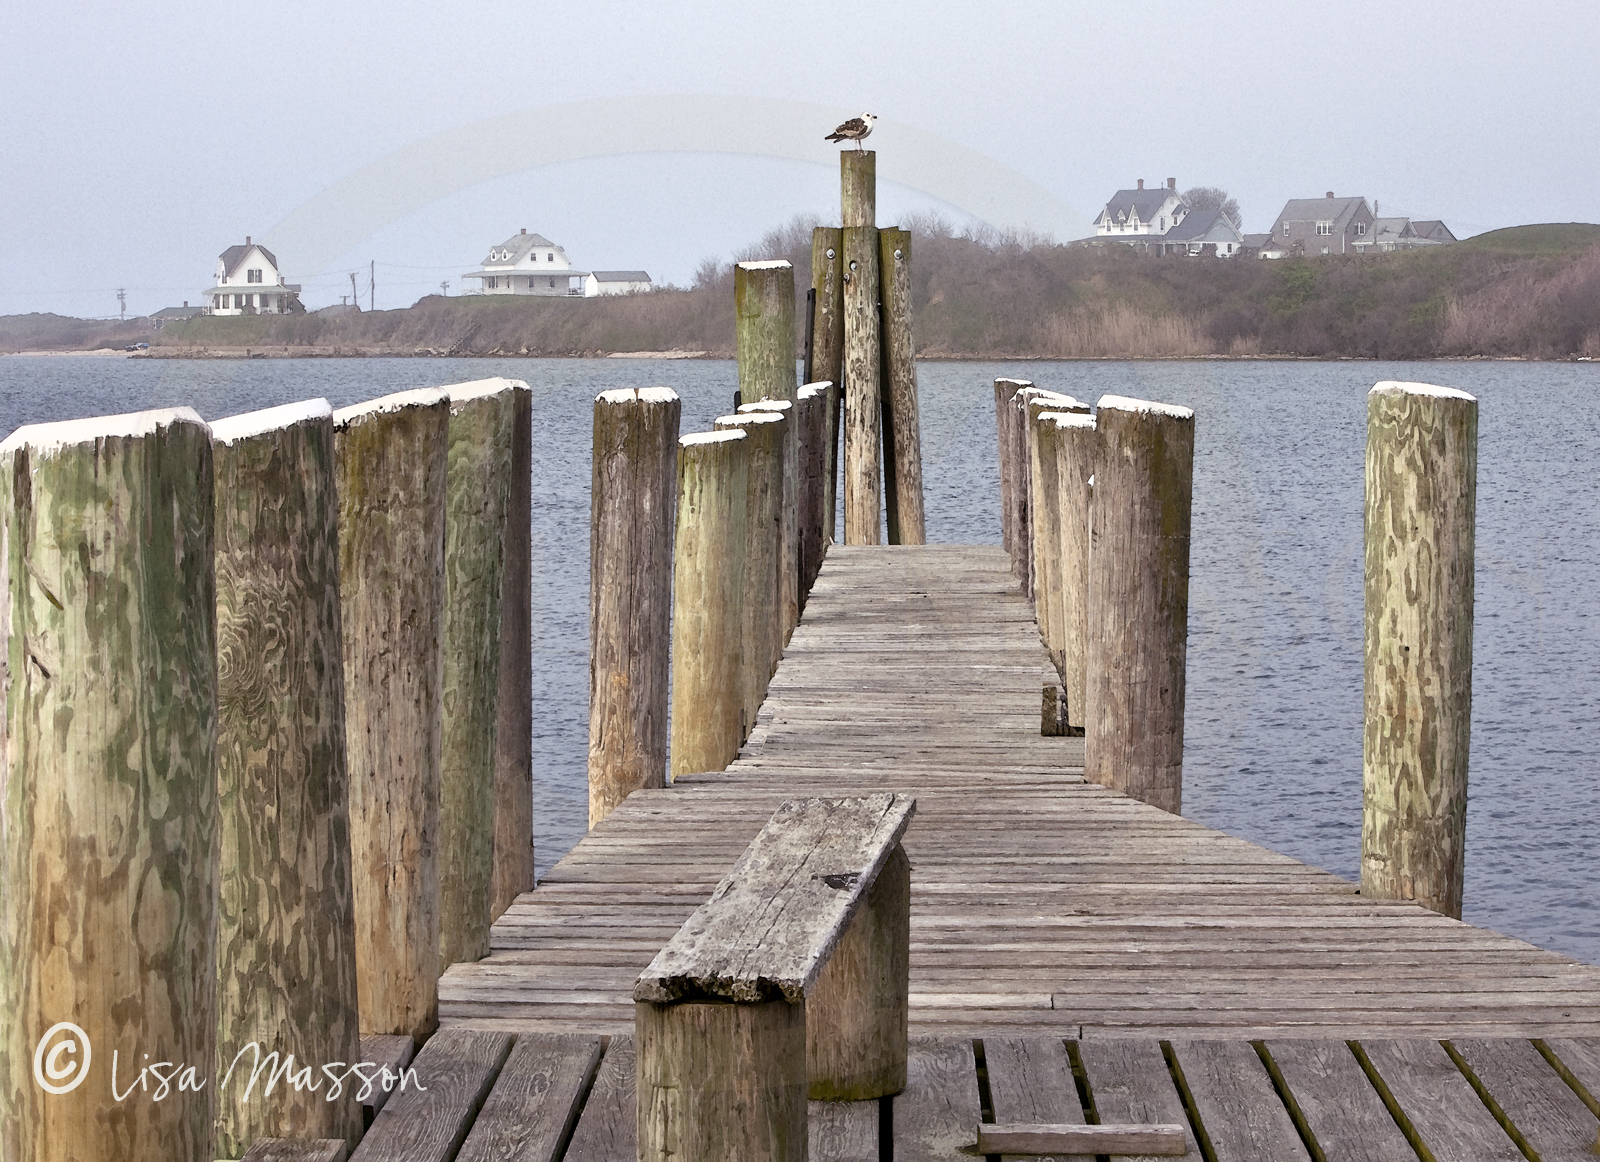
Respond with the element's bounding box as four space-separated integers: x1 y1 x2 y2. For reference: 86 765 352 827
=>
1355 221 1367 236
247 268 262 283
548 252 555 262
528 277 536 289
487 277 497 289
1316 221 1333 236
548 277 556 287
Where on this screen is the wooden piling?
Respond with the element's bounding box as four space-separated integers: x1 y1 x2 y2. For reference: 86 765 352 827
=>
334 387 450 1040
739 397 798 643
671 429 749 776
714 410 786 730
589 388 681 827
1083 395 1195 815
439 379 519 966
1053 411 1098 734
1361 381 1477 919
811 228 845 545
796 383 829 598
1027 393 1090 677
0 407 219 1161
210 400 361 1157
842 151 881 544
737 262 800 640
879 227 926 545
491 382 534 919
994 378 1032 574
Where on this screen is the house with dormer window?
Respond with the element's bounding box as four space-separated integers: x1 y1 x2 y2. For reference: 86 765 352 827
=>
1094 179 1189 237
1268 194 1376 257
204 237 301 315
462 229 591 296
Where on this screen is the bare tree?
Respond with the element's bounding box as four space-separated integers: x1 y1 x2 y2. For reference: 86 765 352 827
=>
1182 186 1242 229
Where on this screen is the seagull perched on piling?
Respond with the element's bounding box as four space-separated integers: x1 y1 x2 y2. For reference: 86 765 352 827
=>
826 112 876 149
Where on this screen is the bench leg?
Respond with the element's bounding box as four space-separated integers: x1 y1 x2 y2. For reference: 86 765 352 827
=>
806 843 911 1099
636 997 807 1161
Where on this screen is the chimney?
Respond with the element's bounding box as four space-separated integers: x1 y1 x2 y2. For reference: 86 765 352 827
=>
1326 192 1334 199
183 301 188 308
1167 177 1176 190
1137 179 1144 190
521 228 526 234
246 235 251 245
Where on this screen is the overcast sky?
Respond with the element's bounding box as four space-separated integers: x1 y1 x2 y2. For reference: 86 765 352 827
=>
4 0 1597 317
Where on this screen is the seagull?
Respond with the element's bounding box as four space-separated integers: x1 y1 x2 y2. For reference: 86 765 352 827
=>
826 113 877 149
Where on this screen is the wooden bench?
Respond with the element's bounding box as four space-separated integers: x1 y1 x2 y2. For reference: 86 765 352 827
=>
632 792 916 1161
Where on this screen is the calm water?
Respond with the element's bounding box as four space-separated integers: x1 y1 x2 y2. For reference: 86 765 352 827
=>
3 354 1597 963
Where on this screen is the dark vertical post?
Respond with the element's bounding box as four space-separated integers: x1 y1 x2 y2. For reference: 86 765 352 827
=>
879 227 925 544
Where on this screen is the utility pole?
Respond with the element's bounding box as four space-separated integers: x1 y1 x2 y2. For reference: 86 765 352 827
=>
440 280 449 297
117 288 126 320
350 272 360 310
370 260 375 312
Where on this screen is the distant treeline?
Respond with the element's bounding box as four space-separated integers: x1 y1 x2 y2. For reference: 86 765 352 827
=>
7 221 1600 360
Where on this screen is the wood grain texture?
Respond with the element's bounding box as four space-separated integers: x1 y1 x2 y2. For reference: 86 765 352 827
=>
995 378 1031 562
983 1038 1093 1162
0 409 219 1162
440 383 516 967
741 397 800 646
563 1035 636 1162
212 403 361 1156
796 385 829 601
635 998 807 1162
240 1141 348 1162
714 412 785 736
893 1037 981 1162
809 844 911 1099
1076 1038 1199 1162
737 262 801 641
335 391 449 1040
1053 413 1097 732
1263 1038 1415 1161
842 220 882 544
810 1100 878 1162
1170 1039 1307 1161
454 1033 601 1162
1356 1038 1521 1161
1539 1037 1600 1115
1450 1037 1599 1161
588 388 680 826
1362 382 1477 918
671 431 748 774
635 794 915 1004
1029 402 1066 675
349 1029 511 1162
978 1123 1186 1156
490 382 534 920
809 226 844 546
879 227 926 545
358 1035 416 1118
1083 396 1193 815
841 150 875 230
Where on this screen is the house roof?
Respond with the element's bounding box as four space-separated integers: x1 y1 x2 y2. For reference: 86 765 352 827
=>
1164 208 1241 243
1098 187 1182 224
1275 197 1370 230
591 271 651 282
1409 220 1457 242
1368 217 1413 241
1242 233 1274 249
481 233 562 266
151 305 202 319
219 243 278 278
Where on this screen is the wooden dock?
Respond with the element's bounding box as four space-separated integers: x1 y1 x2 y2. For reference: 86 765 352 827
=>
350 544 1600 1160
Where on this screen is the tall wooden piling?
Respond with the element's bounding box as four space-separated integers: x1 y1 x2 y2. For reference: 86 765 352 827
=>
1054 411 1098 733
994 378 1031 573
714 410 786 732
671 430 749 775
1083 395 1194 815
210 400 361 1157
1 408 219 1161
1027 393 1090 676
811 228 845 543
589 388 681 827
796 383 829 597
879 227 926 545
334 387 450 1040
737 261 800 639
439 379 519 966
1361 381 1477 919
740 397 798 643
491 382 534 919
842 151 881 544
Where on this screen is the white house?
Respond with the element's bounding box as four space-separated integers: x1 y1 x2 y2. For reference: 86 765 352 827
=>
585 270 653 296
205 238 300 315
462 230 588 296
1094 178 1189 237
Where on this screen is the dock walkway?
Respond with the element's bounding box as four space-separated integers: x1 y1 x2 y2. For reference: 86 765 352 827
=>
369 544 1600 1160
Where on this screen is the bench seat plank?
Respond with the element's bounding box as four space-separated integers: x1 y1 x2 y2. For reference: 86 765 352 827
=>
634 793 916 1003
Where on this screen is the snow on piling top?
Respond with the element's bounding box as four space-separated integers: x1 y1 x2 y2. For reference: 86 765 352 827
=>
736 260 794 271
1042 411 1096 430
1097 394 1194 421
1370 380 1477 403
210 399 333 446
681 429 747 448
1 406 208 458
1022 388 1090 412
714 411 783 427
441 377 530 404
739 399 792 413
333 388 449 427
595 387 680 405
995 377 1034 388
798 381 833 397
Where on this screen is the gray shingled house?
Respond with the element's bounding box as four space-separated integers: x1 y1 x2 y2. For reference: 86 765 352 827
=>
1269 193 1376 256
